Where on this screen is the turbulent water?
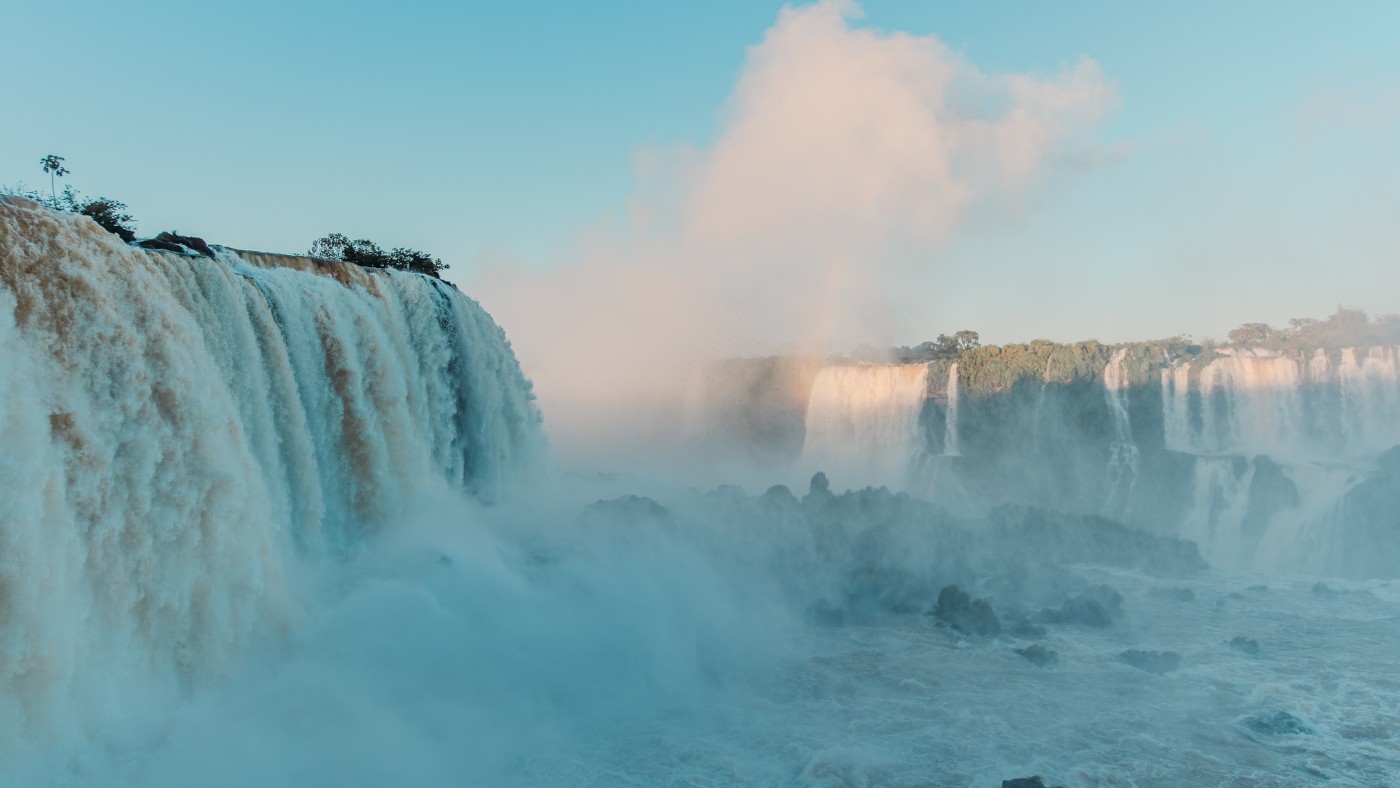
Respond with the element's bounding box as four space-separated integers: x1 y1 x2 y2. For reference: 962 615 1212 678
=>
0 200 542 777
4 199 1398 786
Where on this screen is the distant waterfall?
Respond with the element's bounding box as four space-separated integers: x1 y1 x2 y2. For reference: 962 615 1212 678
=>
1161 347 1400 460
944 363 961 457
1156 346 1400 574
1102 348 1138 516
0 198 543 731
800 364 929 487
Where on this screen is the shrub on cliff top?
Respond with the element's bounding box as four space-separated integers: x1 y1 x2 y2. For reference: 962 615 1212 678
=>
309 232 447 278
2 184 137 242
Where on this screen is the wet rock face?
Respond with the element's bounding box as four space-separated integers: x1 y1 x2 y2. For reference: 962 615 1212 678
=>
1246 711 1313 736
931 584 1001 636
1117 649 1181 674
1014 643 1059 668
1038 584 1123 627
138 231 216 257
1002 777 1063 788
1228 636 1260 655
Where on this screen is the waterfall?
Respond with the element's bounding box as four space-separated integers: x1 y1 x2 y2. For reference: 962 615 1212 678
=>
800 364 930 487
944 362 961 457
1102 348 1138 516
1161 347 1400 461
0 198 543 731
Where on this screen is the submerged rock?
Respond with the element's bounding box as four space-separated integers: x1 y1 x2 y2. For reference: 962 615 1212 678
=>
1246 711 1313 736
931 584 1000 636
1228 636 1260 655
1003 777 1063 788
1014 644 1059 668
1311 582 1337 597
1039 585 1123 628
1117 649 1181 675
1004 612 1048 638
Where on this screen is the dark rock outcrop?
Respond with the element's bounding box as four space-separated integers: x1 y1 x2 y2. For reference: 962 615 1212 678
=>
931 584 1000 636
1228 636 1260 655
1245 711 1313 736
138 231 216 257
984 506 1206 576
1014 644 1059 668
1003 777 1063 788
1039 585 1123 628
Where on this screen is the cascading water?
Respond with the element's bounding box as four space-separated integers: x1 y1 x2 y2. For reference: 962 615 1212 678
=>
943 362 961 457
1102 347 1138 517
799 364 929 488
0 198 543 740
1152 346 1400 573
1161 347 1400 461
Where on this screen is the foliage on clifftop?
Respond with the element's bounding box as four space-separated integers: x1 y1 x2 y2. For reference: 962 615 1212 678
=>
1 186 136 242
953 339 1192 395
308 233 447 278
1225 308 1400 351
907 307 1400 398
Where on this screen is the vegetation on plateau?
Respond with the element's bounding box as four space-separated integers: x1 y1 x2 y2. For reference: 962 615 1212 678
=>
1224 308 1400 351
3 155 138 241
7 154 455 279
308 233 448 279
888 306 1400 398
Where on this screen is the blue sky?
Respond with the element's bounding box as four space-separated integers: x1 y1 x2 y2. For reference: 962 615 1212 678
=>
4 1 1400 347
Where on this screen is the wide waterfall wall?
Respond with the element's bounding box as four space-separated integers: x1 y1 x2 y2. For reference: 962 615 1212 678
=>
690 339 1400 579
919 344 1400 577
0 199 543 734
1154 347 1400 574
799 364 930 487
1162 347 1400 461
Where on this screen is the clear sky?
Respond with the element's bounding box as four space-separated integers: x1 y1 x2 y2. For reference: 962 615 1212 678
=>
5 0 1400 351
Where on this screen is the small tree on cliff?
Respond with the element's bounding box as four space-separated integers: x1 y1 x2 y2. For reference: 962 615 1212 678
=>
308 232 448 278
77 197 137 242
40 155 69 201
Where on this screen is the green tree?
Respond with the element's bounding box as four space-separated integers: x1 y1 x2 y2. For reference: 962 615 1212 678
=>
39 154 69 201
1227 322 1275 346
78 197 137 242
309 232 448 278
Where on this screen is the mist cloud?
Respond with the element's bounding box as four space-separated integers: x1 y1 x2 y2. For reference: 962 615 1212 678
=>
472 0 1118 464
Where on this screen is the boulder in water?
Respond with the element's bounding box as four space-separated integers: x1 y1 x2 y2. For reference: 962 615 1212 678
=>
1228 636 1260 655
1039 585 1123 627
931 584 1000 636
1117 649 1181 675
1245 711 1313 736
1003 777 1063 788
1014 644 1059 668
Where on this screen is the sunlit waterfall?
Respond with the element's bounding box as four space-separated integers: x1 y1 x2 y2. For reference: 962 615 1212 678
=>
1102 347 1138 516
1161 347 1400 460
800 364 930 488
944 362 961 457
0 198 543 736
